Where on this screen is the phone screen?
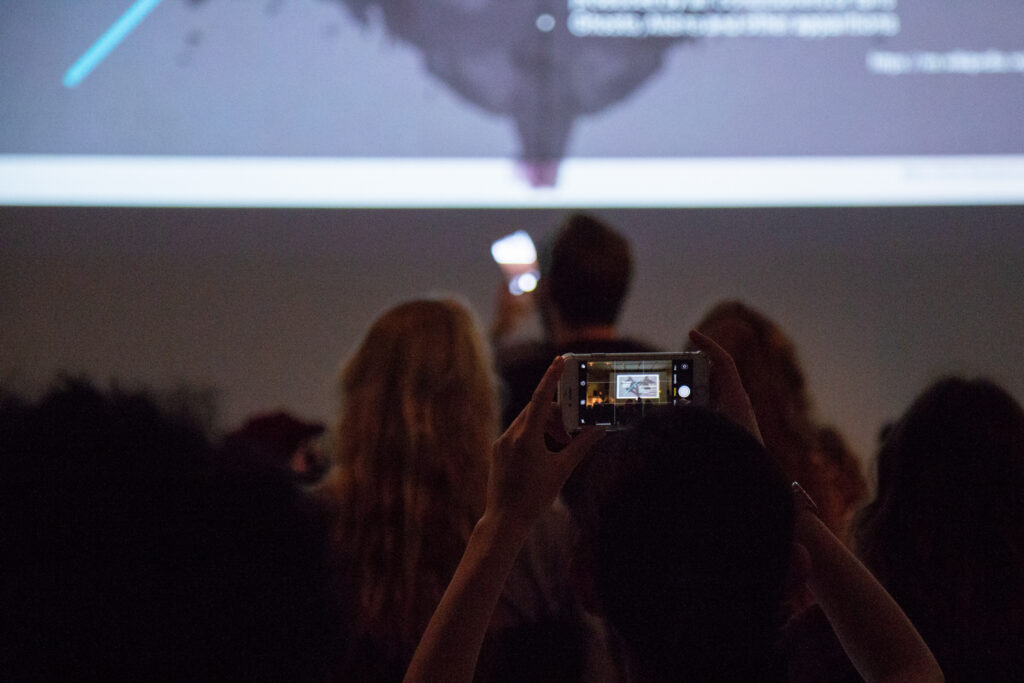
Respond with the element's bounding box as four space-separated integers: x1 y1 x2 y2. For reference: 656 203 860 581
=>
577 357 697 427
491 230 539 295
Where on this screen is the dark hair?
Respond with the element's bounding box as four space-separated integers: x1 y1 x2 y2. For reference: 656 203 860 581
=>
694 300 814 470
564 406 794 681
856 377 1024 677
0 378 335 680
693 300 863 540
541 213 633 328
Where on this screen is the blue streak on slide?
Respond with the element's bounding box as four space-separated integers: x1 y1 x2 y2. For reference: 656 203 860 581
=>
63 0 166 88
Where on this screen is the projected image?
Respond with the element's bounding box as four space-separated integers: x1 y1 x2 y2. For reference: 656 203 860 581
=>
616 374 660 401
580 358 686 427
2 0 1024 206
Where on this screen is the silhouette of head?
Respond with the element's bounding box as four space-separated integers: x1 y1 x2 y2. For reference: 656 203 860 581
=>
0 378 334 679
856 377 1024 671
564 405 794 682
541 213 633 330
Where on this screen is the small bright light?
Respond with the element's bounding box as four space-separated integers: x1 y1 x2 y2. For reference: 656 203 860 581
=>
678 384 692 398
508 270 539 295
517 271 538 292
536 14 556 32
491 230 537 264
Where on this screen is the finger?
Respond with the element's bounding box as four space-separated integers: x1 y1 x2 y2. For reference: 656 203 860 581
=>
691 330 763 444
689 329 742 394
527 356 565 418
543 402 572 444
502 357 563 437
562 426 605 463
688 329 732 368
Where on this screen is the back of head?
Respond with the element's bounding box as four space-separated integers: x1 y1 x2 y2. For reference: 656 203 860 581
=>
542 213 633 328
564 406 794 682
322 297 497 652
856 377 1024 668
334 297 496 482
694 300 849 533
0 379 333 680
694 300 813 440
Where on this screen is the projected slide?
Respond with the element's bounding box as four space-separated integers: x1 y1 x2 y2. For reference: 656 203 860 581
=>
616 374 660 401
2 0 1023 206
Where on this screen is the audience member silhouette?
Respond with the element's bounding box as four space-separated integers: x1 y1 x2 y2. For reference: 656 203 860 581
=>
693 299 867 542
855 377 1024 682
564 406 796 681
402 348 943 683
494 212 655 427
0 378 335 680
316 297 589 681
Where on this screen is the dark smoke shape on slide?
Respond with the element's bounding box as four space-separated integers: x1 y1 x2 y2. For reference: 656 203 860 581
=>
329 0 689 186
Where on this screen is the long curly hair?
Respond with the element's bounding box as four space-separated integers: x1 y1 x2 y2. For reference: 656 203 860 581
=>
856 377 1024 677
318 297 497 659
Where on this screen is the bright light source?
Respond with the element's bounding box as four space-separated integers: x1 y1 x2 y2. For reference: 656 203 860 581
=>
509 271 539 295
516 272 538 292
491 230 537 264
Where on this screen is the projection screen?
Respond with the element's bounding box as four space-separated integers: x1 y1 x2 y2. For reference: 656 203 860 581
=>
2 0 1023 207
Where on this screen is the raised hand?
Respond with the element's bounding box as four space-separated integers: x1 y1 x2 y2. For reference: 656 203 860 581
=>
688 329 763 445
487 355 605 532
403 356 604 683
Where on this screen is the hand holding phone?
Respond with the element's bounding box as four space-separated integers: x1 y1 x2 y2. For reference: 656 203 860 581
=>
490 230 539 296
687 330 762 444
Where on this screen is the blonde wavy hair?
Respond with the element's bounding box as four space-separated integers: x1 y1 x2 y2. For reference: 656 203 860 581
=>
318 297 497 654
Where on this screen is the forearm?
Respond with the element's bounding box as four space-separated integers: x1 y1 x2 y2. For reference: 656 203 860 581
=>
405 357 602 682
796 511 943 683
403 513 531 683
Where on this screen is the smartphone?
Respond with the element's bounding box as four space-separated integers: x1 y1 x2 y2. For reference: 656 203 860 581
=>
490 230 540 296
558 352 710 433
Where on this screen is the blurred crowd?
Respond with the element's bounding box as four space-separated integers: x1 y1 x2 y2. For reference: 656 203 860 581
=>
3 213 1021 682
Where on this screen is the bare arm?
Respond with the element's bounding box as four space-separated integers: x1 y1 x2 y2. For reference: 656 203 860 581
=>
403 357 604 683
793 503 944 683
692 328 942 683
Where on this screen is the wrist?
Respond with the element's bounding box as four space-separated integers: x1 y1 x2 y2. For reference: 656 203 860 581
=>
474 509 534 549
